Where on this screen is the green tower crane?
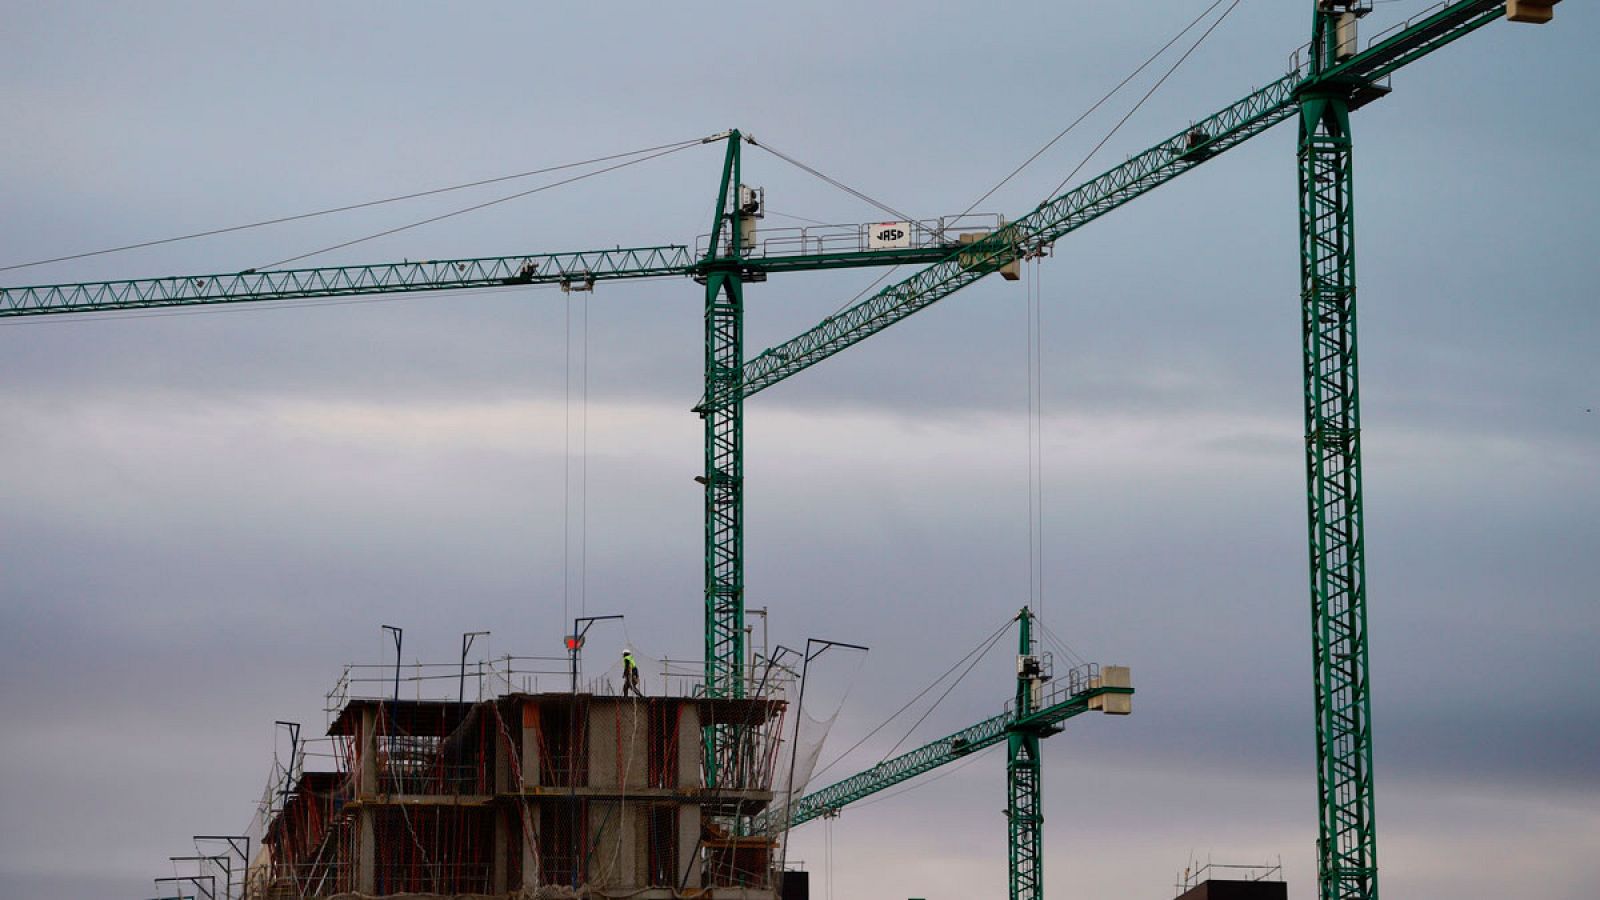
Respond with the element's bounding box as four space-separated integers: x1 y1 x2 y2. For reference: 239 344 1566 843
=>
1007 607 1048 900
711 5 1563 899
753 607 1131 900
0 3 1568 897
1300 4 1378 896
0 127 973 795
697 132 752 788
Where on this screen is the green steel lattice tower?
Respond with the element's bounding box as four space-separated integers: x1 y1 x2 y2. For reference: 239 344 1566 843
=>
1300 3 1376 897
699 131 748 787
1007 608 1045 900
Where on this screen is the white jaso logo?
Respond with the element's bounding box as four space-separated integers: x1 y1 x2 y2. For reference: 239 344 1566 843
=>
868 222 912 249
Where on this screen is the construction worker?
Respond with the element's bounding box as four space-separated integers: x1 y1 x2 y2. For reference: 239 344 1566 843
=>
622 649 642 697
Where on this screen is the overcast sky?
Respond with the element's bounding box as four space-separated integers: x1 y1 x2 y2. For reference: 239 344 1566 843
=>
1 3 1595 899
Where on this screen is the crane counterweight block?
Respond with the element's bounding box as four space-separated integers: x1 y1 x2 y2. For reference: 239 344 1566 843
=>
957 228 1022 281
1507 0 1560 23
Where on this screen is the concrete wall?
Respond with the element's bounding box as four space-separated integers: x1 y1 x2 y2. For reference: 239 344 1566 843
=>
586 800 639 887
519 699 541 789
678 702 701 787
587 698 652 790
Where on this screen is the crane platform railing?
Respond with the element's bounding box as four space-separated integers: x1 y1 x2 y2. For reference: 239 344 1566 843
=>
1314 0 1503 83
694 214 1004 262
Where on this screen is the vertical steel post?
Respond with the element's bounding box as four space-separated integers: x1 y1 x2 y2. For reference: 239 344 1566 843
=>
460 630 488 703
381 625 402 705
701 132 747 788
1007 733 1043 900
1300 6 1378 897
1007 608 1043 900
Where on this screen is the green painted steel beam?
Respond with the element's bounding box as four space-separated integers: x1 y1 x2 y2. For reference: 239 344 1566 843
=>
0 240 958 322
692 246 966 278
1299 87 1378 900
1306 1 1504 88
717 0 1512 413
1007 731 1043 900
1304 4 1376 898
712 73 1304 410
0 246 695 318
1008 607 1043 900
754 246 969 273
760 679 1132 832
700 133 747 793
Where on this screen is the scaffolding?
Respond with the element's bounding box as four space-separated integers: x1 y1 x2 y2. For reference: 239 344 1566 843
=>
243 658 792 900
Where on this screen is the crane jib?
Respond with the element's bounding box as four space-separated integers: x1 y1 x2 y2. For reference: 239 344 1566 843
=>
0 246 696 317
725 2 1510 414
764 681 1132 832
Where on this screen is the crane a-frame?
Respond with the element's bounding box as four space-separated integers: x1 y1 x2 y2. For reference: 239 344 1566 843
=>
0 3 1568 899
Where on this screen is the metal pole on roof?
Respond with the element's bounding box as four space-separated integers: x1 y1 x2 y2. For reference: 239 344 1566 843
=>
381 625 402 705
565 614 623 888
192 836 249 900
460 631 490 703
778 638 867 894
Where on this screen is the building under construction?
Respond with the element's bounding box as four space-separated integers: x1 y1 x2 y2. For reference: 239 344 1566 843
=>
229 617 1130 900
250 679 793 900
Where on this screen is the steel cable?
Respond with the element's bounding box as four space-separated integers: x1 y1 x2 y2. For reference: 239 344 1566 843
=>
257 141 704 269
1045 0 1245 200
0 137 708 274
808 615 1013 783
749 139 918 226
876 620 1013 764
956 0 1233 220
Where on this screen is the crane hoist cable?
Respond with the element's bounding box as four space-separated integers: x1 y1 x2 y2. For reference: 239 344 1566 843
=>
258 140 706 270
1026 255 1045 622
564 290 573 630
0 137 709 274
584 295 590 619
562 286 593 628
823 814 834 900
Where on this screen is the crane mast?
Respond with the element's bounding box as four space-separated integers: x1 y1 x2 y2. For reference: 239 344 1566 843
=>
1007 608 1046 900
728 6 1553 899
1301 4 1377 898
753 606 1130 900
698 131 751 787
